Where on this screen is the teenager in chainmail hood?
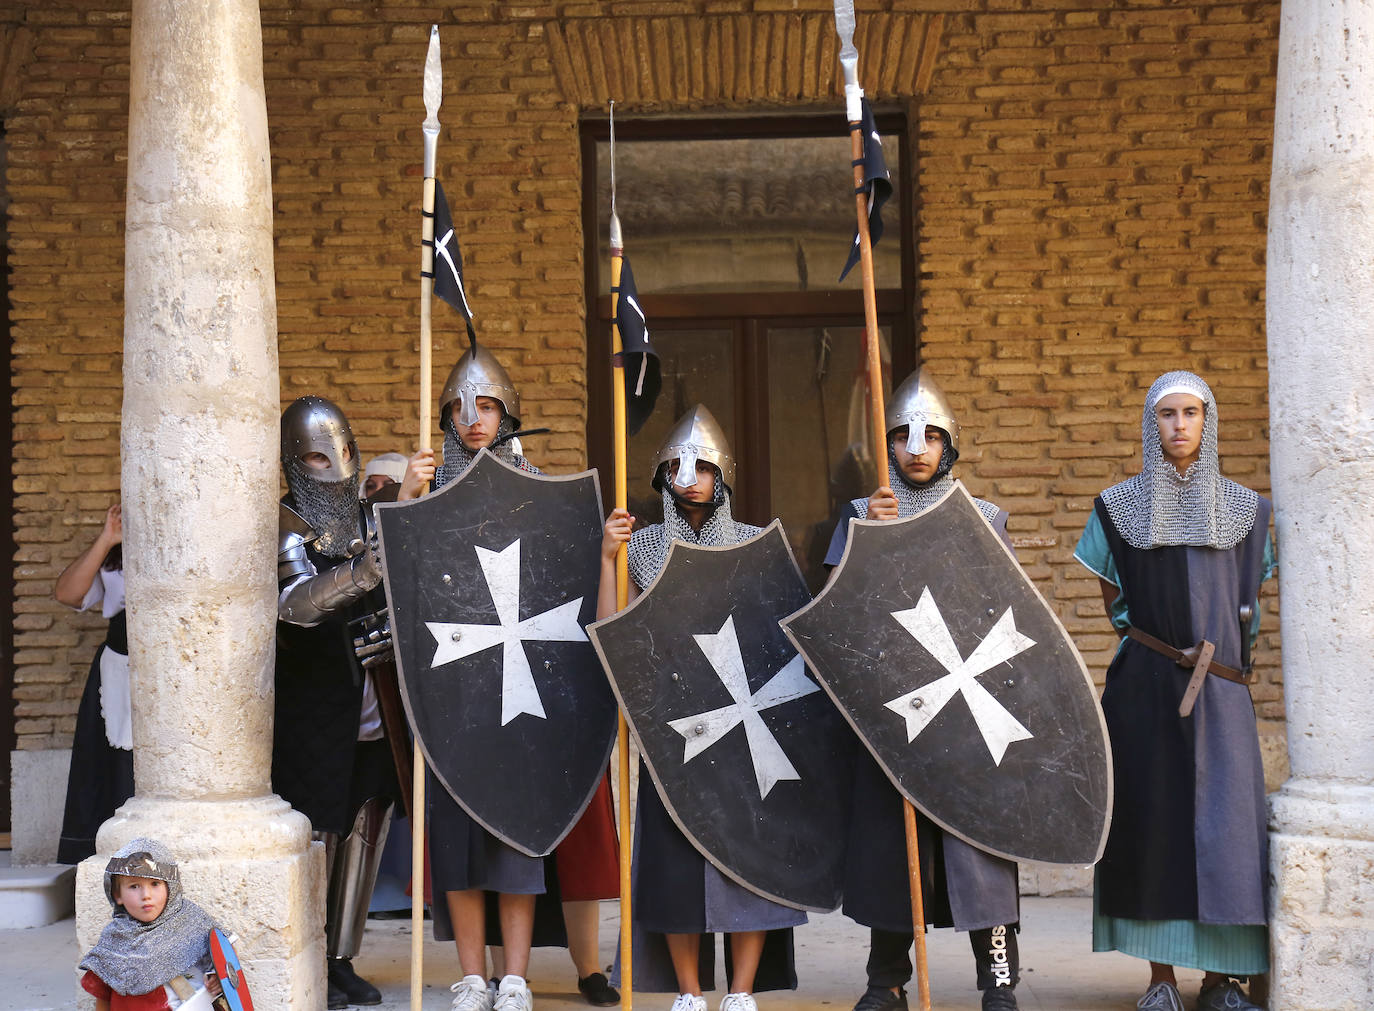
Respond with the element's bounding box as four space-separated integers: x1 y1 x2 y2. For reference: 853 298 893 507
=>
400 342 622 1011
79 838 221 1010
1074 371 1274 1011
821 368 1023 1011
599 404 803 1011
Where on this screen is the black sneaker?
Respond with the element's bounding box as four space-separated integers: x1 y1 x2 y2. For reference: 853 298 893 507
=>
328 957 382 1006
852 986 908 1011
577 972 621 1006
982 987 1019 1010
1196 980 1262 1011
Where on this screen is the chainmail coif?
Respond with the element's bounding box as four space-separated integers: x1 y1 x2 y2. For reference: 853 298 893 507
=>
851 435 1001 525
1100 370 1258 550
627 478 760 589
284 454 361 558
434 415 538 488
79 837 217 997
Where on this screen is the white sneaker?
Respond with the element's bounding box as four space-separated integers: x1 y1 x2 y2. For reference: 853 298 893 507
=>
451 974 494 1011
671 996 707 1011
494 974 533 1011
720 994 758 1011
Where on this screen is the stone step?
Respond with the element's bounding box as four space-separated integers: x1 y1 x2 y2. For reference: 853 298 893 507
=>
0 852 77 928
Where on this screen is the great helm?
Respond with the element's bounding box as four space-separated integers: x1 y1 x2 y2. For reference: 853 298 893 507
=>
439 343 521 431
885 367 961 455
280 396 360 482
651 404 737 494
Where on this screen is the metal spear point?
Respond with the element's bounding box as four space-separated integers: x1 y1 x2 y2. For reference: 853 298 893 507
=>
423 25 441 177
832 0 862 122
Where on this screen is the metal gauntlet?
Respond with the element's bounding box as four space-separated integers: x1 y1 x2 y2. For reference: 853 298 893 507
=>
279 551 381 627
277 503 383 627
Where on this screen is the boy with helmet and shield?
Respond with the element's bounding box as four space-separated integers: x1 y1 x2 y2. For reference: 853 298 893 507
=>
400 342 620 1011
80 837 225 1010
599 404 803 1011
275 395 401 1009
1074 371 1273 1011
823 368 1022 1011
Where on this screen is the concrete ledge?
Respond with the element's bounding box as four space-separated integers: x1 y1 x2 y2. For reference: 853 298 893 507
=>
9 748 71 866
0 853 76 928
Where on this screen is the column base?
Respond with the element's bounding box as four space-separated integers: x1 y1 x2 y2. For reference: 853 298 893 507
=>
1269 779 1374 1010
75 794 324 1011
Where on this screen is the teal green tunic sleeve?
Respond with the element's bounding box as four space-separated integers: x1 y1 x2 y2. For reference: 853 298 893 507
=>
1073 508 1130 632
1247 532 1277 645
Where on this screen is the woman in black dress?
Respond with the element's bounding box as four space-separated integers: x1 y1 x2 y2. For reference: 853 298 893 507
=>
55 502 132 864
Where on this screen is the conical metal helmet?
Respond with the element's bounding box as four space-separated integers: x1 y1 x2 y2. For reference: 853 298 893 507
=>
439 343 521 431
885 367 961 455
281 395 360 482
652 404 737 493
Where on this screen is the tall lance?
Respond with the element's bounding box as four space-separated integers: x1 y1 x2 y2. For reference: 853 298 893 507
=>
409 23 442 1011
831 4 934 1010
607 101 635 1011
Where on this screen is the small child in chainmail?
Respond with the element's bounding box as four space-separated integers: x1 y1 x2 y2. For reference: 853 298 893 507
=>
79 837 224 1011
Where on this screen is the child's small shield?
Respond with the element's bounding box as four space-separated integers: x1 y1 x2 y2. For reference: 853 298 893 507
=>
210 928 254 1011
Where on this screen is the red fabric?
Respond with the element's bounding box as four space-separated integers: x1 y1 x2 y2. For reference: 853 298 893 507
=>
554 769 621 900
81 971 174 1011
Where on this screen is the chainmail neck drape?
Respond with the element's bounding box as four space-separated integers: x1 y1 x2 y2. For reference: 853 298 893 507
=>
284 455 362 558
851 457 1001 526
79 838 216 997
434 416 538 489
627 484 761 590
1100 370 1258 550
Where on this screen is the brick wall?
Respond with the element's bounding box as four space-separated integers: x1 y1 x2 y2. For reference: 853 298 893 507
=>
7 1 1285 784
916 5 1285 776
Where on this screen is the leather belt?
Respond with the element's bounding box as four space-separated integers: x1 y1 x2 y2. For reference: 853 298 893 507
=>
1124 625 1255 718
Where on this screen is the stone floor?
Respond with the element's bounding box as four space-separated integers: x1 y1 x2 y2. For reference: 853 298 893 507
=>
1 896 1213 1011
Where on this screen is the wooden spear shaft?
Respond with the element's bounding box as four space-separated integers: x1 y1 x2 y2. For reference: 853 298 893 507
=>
412 170 433 1011
608 225 634 1011
849 117 933 1011
414 25 441 1011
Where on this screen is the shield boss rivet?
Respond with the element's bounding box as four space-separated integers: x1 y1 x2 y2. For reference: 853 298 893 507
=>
694 723 706 736
451 631 462 642
911 697 924 710
987 607 995 616
671 672 680 682
442 573 452 584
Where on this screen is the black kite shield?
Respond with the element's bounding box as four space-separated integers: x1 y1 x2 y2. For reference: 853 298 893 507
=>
781 483 1111 866
375 450 616 857
588 522 850 911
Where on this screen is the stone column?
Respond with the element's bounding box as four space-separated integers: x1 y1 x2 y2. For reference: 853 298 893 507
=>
74 0 323 1008
1266 3 1374 1009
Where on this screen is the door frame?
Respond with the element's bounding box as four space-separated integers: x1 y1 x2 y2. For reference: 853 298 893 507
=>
580 111 919 522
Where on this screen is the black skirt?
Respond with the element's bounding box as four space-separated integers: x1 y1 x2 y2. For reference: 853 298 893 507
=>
57 612 134 864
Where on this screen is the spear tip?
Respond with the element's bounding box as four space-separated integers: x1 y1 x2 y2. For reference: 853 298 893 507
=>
423 24 442 128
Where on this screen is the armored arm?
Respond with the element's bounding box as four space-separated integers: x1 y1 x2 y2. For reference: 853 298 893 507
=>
277 503 383 627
